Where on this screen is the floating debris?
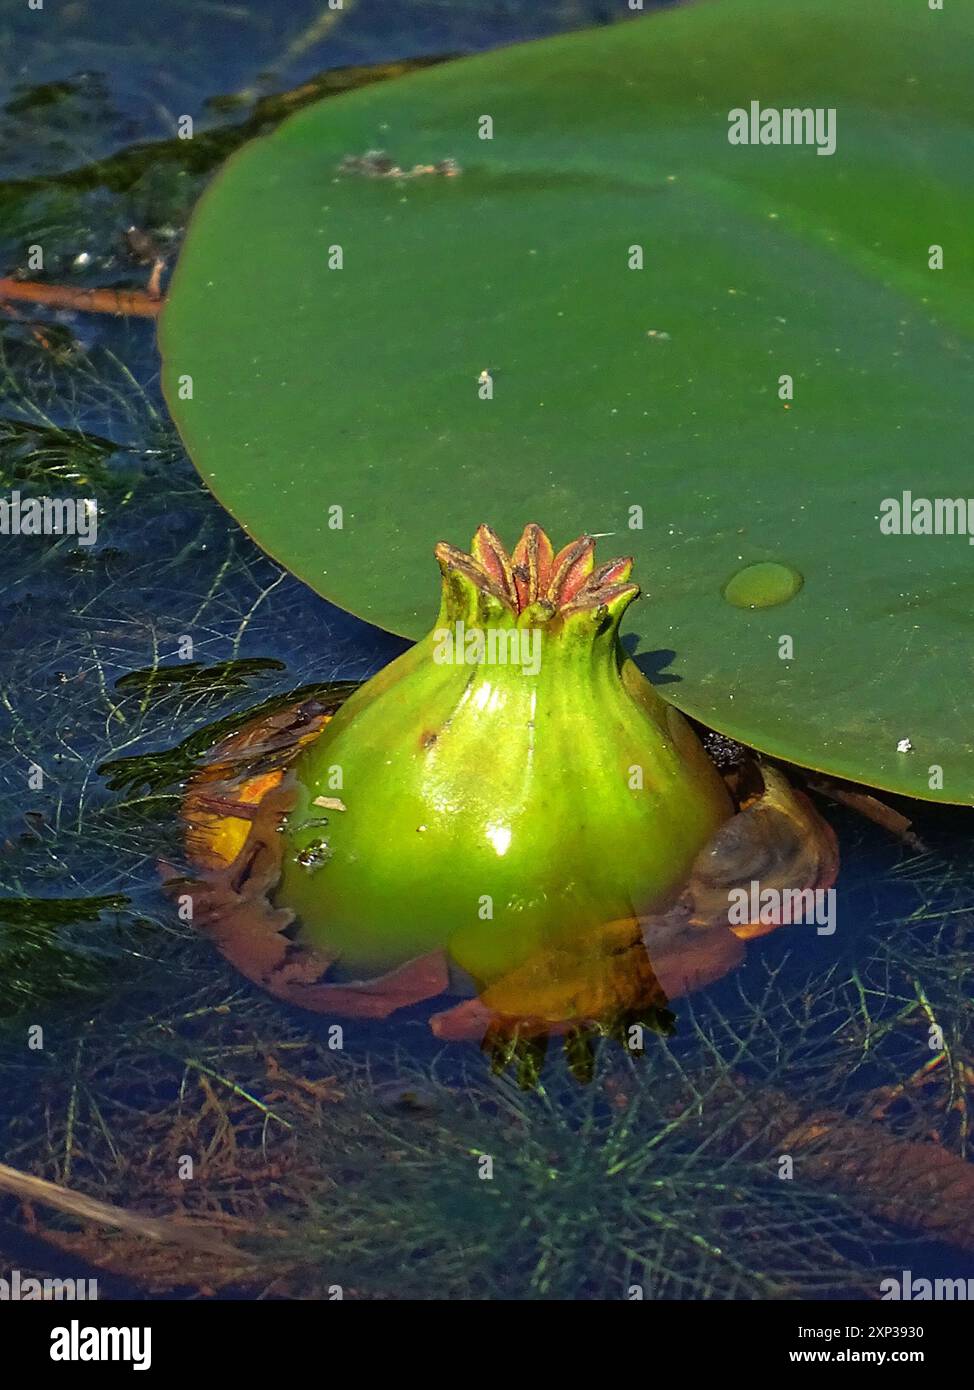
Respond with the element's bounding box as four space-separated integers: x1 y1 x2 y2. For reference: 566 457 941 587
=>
295 838 333 871
337 150 461 180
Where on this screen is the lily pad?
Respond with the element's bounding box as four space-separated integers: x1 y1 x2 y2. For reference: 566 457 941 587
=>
161 0 974 803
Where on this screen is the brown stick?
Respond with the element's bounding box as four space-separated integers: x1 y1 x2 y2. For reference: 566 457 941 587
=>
0 1161 250 1261
727 1084 974 1252
0 278 163 318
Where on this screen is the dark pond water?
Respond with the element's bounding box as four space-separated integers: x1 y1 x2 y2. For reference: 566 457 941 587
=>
0 0 972 1306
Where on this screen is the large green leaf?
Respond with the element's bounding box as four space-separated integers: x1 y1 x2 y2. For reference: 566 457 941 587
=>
161 0 974 803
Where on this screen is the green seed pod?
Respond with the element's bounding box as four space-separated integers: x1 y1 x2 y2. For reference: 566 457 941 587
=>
277 524 733 987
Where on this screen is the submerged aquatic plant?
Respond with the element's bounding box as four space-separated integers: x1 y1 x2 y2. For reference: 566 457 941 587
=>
278 523 733 984
0 968 943 1301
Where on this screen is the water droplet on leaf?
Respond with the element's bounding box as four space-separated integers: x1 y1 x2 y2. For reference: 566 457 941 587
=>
722 561 804 609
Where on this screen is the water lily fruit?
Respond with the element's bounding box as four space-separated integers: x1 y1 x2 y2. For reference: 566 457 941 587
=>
174 523 838 1070
276 524 733 985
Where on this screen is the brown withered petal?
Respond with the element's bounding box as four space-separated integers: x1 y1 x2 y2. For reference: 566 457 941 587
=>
687 763 839 936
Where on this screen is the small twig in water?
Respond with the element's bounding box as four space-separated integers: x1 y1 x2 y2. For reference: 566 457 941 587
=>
0 278 163 318
0 1161 251 1261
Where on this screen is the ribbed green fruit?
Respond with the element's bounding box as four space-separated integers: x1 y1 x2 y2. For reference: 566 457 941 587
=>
277 525 733 984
